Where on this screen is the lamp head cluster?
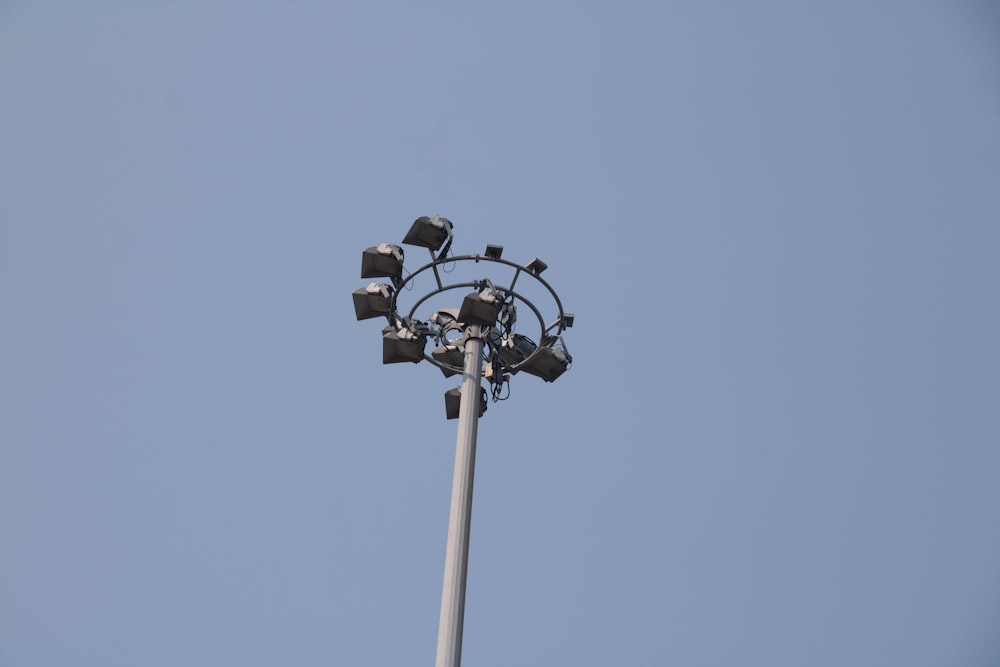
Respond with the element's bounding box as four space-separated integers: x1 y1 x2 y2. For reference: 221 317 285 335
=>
353 216 574 418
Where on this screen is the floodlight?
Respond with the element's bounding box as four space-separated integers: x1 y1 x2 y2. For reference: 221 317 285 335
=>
498 333 537 369
432 308 461 327
519 345 572 382
352 282 394 320
524 257 548 275
445 386 488 420
432 344 465 377
458 289 501 327
562 313 575 328
382 325 427 364
403 216 453 251
484 244 503 259
361 243 405 281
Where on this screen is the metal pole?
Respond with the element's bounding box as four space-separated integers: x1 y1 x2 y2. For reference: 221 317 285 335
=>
435 327 484 667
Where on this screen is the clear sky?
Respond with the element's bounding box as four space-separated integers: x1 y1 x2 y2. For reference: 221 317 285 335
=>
2 2 999 666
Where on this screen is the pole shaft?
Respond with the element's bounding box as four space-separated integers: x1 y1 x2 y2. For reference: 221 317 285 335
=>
435 331 484 667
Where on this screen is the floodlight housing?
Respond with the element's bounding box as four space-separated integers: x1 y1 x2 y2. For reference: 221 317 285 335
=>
520 345 572 382
458 289 502 327
432 344 465 377
445 386 488 420
524 257 548 275
484 244 503 259
361 243 405 281
431 307 465 342
498 333 537 369
403 216 453 251
382 325 427 364
432 308 461 326
352 282 394 320
562 313 575 328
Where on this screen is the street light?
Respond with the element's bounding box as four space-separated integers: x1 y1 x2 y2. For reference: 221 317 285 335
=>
352 217 574 667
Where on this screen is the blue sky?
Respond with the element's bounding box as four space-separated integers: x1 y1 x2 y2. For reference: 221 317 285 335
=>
2 2 999 666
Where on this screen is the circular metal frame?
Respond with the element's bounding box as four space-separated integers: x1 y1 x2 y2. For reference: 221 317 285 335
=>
388 253 570 377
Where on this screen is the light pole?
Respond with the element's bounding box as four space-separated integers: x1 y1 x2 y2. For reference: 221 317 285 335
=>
435 324 483 667
353 216 574 667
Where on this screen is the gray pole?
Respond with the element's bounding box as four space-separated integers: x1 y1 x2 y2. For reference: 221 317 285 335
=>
435 326 485 667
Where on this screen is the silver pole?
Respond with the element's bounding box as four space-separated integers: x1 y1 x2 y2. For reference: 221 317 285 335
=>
435 327 484 667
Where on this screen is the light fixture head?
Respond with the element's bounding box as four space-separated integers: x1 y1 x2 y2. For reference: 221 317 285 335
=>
524 257 548 275
444 386 488 420
498 333 536 369
520 345 572 382
361 243 405 281
402 216 453 251
458 289 502 327
562 312 575 329
431 344 465 377
381 324 427 364
431 307 461 327
352 282 394 321
484 244 504 259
